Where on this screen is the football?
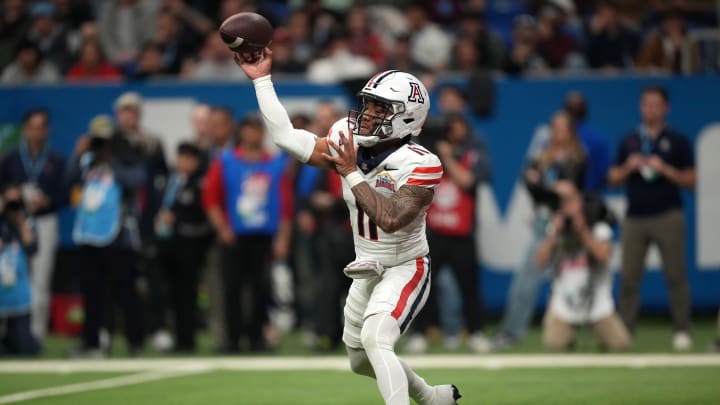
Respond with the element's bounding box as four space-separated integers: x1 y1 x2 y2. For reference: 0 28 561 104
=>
219 12 273 63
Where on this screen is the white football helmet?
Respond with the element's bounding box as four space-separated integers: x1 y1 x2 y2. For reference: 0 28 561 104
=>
350 70 430 147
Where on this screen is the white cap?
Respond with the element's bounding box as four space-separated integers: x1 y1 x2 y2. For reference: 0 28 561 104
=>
114 91 142 111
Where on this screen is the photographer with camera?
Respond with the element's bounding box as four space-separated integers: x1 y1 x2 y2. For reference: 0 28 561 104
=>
66 115 146 357
0 184 40 355
537 182 629 351
492 110 587 350
0 109 66 343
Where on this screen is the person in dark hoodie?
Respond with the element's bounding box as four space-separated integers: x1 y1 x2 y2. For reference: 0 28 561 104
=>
154 142 212 352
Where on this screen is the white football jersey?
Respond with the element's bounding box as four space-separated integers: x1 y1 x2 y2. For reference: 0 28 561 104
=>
326 118 443 267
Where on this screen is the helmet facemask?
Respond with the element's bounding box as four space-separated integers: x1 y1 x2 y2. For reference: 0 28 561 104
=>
349 93 406 147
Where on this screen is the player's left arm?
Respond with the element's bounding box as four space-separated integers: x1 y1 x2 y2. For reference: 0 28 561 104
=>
323 129 434 234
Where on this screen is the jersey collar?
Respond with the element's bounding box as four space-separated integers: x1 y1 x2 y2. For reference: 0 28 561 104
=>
356 139 408 174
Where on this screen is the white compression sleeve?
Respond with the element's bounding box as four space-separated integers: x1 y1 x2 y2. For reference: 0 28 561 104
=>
253 75 317 163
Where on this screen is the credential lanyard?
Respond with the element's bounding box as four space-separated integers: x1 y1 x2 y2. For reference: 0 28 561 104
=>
18 139 50 183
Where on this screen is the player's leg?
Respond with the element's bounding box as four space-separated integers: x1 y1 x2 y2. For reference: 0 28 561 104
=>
363 257 460 405
345 271 436 404
361 312 409 404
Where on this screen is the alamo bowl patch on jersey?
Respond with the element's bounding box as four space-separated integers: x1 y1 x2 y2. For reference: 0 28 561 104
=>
375 172 396 192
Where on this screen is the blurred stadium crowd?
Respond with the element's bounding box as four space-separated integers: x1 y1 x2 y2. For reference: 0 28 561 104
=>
0 0 718 358
1 0 720 84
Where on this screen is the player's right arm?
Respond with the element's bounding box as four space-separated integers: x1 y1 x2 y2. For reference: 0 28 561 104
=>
236 50 333 170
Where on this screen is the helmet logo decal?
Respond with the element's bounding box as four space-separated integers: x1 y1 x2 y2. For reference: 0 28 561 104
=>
408 82 425 104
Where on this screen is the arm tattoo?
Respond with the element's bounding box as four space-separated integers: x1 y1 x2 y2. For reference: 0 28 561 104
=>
351 182 434 234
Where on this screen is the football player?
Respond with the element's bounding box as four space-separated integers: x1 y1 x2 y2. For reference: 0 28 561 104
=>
235 49 461 405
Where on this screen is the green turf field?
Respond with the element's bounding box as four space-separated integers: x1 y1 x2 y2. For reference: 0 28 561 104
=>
34 315 720 358
0 316 717 404
1 366 719 404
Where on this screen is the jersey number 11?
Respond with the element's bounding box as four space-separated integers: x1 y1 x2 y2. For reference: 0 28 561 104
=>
357 208 378 241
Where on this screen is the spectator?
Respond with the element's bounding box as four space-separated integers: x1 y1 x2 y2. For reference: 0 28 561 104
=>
111 91 168 240
281 10 318 73
24 1 73 73
449 38 481 74
52 0 93 32
130 42 172 81
97 0 156 68
299 0 337 49
537 182 630 352
110 91 170 350
189 33 247 81
421 0 464 26
217 0 255 23
0 109 66 343
502 15 549 76
345 5 386 68
288 111 323 348
269 27 305 74
585 0 641 71
404 3 454 71
67 115 146 357
492 110 587 350
66 40 123 82
0 0 31 69
155 142 212 352
306 28 375 84
535 1 583 70
563 91 611 192
1 39 60 84
405 113 492 353
382 33 428 75
151 10 193 75
310 168 354 351
284 113 315 347
421 85 473 148
207 106 236 157
636 9 701 74
456 11 504 70
608 85 696 350
199 105 237 352
188 103 212 165
0 184 40 356
160 0 214 53
202 116 293 352
294 103 352 351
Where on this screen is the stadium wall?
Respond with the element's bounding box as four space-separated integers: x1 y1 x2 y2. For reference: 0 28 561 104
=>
0 76 718 312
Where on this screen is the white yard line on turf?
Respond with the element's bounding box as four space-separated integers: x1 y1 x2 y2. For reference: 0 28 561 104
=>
1 354 719 374
0 365 211 404
0 355 718 404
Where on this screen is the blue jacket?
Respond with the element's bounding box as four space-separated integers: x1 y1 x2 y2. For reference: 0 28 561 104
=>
0 219 36 316
221 150 288 235
66 153 146 250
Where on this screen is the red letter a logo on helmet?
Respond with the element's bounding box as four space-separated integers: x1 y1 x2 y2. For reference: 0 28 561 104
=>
408 82 425 104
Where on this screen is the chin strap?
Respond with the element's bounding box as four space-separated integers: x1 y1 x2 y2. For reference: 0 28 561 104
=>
356 135 380 147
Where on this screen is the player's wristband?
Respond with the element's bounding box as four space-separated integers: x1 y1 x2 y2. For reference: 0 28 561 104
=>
345 171 364 188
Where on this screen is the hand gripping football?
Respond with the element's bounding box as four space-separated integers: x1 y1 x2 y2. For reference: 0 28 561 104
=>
219 12 273 63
